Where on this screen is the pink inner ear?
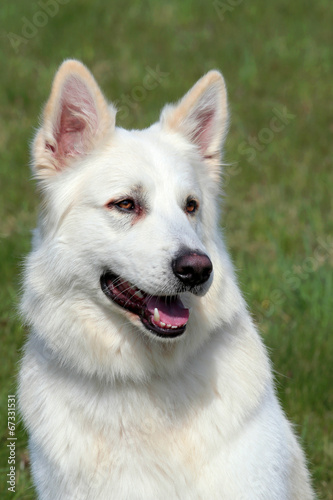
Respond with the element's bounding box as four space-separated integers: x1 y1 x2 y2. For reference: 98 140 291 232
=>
191 109 215 155
54 75 98 161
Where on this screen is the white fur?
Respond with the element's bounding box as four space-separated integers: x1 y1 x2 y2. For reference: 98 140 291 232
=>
19 60 314 499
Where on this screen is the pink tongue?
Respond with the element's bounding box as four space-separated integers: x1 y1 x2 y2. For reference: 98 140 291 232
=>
146 296 189 327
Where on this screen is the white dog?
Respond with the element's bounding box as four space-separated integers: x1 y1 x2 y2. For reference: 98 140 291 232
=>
19 60 314 499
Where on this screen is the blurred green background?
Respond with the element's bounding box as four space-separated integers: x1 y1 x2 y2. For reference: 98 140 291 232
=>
0 0 332 498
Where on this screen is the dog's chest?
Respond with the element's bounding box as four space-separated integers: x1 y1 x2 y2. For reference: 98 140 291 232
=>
62 375 226 497
22 340 291 499
68 387 287 500
81 379 216 467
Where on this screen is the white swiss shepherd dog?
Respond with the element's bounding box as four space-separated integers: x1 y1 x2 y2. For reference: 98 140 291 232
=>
19 60 314 499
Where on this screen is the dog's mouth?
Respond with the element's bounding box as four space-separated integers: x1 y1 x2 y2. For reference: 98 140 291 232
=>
100 272 189 338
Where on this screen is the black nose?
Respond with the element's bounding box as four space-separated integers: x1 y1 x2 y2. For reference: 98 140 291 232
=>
172 251 213 287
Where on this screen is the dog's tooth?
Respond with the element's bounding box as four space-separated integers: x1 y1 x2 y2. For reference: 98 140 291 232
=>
167 324 172 328
171 326 177 329
160 321 166 327
154 308 160 323
134 290 144 299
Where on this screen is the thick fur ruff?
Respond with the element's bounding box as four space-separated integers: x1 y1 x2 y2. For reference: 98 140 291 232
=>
19 60 314 499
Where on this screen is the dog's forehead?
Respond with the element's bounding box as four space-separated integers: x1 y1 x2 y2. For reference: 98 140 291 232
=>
89 127 200 197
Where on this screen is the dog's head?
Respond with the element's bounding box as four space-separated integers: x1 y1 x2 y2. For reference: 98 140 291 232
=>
25 60 230 377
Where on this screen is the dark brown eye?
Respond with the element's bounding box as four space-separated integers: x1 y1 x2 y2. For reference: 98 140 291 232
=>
116 199 135 211
186 199 199 215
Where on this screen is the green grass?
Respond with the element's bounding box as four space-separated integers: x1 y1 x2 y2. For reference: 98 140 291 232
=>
1 0 332 497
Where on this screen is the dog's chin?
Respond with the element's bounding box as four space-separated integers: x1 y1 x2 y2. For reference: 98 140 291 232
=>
100 272 191 340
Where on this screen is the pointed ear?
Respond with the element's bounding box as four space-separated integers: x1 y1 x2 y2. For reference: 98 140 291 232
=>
33 59 116 179
160 71 228 180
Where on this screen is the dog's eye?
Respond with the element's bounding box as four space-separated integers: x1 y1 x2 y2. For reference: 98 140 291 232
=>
185 199 199 215
115 199 135 212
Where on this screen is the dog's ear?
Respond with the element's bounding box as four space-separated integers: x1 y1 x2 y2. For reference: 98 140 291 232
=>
33 60 115 179
160 71 228 180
